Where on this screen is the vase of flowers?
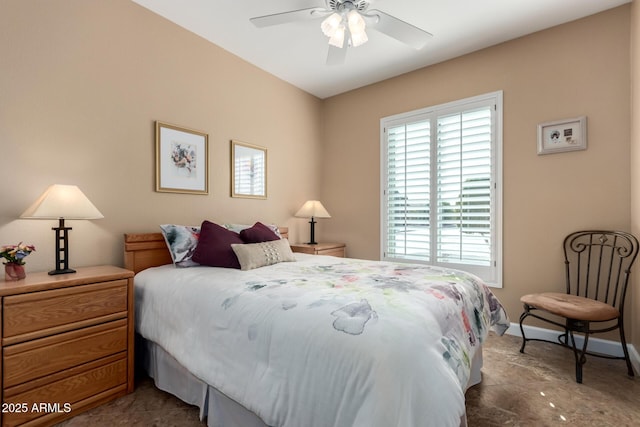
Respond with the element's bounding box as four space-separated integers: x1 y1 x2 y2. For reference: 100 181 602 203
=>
1 243 35 281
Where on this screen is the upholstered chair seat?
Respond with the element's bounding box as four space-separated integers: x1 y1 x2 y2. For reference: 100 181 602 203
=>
520 293 619 322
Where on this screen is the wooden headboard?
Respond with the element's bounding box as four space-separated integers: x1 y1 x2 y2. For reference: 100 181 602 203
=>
124 227 289 274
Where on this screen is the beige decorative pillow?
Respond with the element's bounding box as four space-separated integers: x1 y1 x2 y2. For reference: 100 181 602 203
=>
231 238 296 271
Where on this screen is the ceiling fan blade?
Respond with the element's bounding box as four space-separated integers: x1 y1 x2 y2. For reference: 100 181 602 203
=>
368 9 433 50
250 7 325 28
326 43 347 66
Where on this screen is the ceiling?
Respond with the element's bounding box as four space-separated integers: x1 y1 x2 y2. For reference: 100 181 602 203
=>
131 0 631 99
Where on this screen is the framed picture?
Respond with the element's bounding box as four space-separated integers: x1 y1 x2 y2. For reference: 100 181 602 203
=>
231 140 267 199
155 121 208 194
537 116 587 155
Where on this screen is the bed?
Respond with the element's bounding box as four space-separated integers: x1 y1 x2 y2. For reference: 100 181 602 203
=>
124 226 509 427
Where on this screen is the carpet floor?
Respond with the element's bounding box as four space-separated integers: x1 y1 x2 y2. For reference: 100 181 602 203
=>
56 333 640 426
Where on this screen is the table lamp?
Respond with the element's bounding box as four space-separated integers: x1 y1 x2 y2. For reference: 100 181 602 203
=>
20 184 104 275
295 200 331 245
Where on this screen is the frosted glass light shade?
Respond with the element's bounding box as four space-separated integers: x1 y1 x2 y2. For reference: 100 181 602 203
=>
322 10 368 49
347 10 365 33
21 184 104 220
321 13 342 37
350 29 368 47
295 200 331 218
328 25 345 48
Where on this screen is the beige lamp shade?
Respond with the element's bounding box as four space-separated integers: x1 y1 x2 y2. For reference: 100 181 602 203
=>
295 200 331 219
20 184 103 275
21 184 104 220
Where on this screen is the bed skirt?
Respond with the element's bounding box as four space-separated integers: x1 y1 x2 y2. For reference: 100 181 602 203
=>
136 335 482 427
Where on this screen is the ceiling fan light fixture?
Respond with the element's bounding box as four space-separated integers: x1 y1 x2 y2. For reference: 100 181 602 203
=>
328 24 346 48
346 9 367 46
350 28 368 47
346 10 365 33
321 12 342 37
251 0 433 65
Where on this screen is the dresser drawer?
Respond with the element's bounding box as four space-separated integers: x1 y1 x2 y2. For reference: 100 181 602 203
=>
2 357 127 427
3 319 127 389
291 243 346 257
317 247 345 257
3 280 128 343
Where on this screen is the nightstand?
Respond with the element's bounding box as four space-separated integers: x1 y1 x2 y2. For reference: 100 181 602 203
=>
0 265 134 426
290 242 346 258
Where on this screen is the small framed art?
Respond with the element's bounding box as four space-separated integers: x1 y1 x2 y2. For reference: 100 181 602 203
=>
537 116 587 155
155 121 208 194
231 140 267 199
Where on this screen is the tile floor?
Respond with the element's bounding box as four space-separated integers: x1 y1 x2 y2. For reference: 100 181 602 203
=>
57 333 640 426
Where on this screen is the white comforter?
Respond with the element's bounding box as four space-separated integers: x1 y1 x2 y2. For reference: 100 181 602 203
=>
135 254 509 427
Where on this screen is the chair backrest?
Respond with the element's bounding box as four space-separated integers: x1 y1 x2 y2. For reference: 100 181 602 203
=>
563 230 639 312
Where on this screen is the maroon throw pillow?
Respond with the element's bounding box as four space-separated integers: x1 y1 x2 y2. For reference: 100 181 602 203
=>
192 220 244 268
240 222 280 243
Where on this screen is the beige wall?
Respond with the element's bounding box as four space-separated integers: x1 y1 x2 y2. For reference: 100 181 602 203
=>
0 0 323 273
321 6 632 325
631 0 640 348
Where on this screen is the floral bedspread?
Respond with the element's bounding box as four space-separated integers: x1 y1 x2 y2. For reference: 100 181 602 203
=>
135 254 509 427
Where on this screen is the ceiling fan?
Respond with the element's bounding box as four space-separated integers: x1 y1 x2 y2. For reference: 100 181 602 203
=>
250 0 433 66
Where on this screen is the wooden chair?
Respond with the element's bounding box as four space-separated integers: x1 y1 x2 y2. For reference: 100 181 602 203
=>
519 230 639 383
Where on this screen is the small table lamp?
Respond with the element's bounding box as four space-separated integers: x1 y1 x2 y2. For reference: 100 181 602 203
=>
295 200 331 245
20 184 104 275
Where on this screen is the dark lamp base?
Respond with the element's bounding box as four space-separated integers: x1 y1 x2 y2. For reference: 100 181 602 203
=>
51 218 75 276
307 217 319 246
48 268 76 276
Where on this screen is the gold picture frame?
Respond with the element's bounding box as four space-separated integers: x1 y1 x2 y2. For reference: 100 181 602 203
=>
155 121 208 194
231 140 267 199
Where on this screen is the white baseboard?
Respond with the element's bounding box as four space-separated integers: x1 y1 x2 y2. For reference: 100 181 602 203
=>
506 322 640 374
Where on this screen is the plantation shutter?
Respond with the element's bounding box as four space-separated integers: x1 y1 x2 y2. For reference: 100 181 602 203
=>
436 107 492 266
384 118 431 261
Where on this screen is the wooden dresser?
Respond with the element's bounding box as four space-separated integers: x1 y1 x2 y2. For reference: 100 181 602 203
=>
290 242 346 257
0 266 134 427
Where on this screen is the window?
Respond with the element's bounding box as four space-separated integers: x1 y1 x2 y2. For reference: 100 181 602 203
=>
381 91 502 286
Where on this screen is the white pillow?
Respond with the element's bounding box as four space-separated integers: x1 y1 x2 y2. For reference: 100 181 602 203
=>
231 239 295 271
159 224 200 267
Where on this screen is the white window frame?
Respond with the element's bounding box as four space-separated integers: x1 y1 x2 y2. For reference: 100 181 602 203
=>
380 91 503 287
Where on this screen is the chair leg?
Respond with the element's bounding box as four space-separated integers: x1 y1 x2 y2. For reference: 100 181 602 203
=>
618 320 635 377
557 329 569 346
568 328 589 384
519 306 529 353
